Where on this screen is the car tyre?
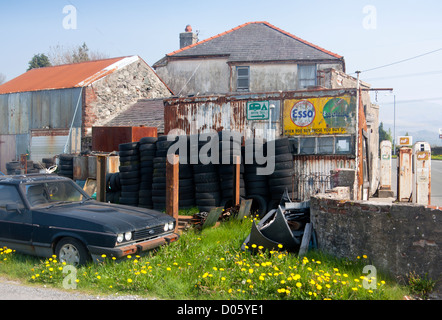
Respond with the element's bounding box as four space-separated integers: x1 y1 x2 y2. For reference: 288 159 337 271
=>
55 237 90 266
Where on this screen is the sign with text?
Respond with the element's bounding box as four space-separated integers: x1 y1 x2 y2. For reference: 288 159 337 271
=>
247 101 269 120
283 95 356 136
397 136 412 146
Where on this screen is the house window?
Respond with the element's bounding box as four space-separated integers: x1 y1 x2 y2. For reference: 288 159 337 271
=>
237 66 250 91
298 65 317 89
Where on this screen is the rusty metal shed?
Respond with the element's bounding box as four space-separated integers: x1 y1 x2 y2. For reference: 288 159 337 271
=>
164 88 377 201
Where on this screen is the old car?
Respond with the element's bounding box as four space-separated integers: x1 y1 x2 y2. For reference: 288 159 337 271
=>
0 174 179 266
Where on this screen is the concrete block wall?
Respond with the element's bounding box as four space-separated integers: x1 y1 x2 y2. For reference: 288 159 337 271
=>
310 192 441 292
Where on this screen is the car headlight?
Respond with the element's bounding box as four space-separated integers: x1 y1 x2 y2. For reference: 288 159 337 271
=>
117 233 124 243
125 232 132 241
164 222 174 231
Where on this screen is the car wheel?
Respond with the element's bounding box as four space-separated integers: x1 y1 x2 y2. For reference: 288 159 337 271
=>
55 237 90 266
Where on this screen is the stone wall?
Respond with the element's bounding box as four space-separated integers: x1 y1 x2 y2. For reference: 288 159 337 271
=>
310 191 441 292
81 58 171 149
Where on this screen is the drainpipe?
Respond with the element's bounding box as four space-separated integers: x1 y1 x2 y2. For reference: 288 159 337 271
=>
355 71 361 200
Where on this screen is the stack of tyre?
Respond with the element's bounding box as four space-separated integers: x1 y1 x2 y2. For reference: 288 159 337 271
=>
193 134 221 212
58 154 75 179
267 137 295 209
42 157 56 170
175 135 195 209
105 172 121 203
5 160 38 175
243 138 270 217
138 137 157 209
152 136 175 210
218 131 245 208
118 142 140 207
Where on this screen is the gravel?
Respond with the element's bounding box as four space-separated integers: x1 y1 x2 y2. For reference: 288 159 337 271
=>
0 277 150 300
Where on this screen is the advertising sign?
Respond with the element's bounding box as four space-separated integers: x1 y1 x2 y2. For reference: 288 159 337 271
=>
397 136 412 147
283 95 356 136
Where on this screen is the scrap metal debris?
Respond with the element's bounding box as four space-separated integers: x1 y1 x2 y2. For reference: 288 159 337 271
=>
241 189 316 254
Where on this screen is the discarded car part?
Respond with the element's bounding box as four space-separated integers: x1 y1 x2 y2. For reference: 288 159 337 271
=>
246 220 281 253
298 223 313 256
259 206 300 249
236 198 253 220
202 207 224 229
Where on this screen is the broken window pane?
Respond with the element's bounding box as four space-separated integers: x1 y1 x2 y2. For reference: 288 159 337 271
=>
299 137 316 154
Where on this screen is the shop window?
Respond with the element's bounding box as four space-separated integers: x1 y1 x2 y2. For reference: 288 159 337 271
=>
335 136 352 154
317 137 334 154
299 137 316 154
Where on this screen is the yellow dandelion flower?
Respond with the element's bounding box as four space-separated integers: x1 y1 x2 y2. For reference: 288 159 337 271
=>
296 282 302 288
127 278 133 283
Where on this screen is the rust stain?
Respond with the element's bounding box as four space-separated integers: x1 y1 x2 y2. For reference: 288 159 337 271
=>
0 57 129 94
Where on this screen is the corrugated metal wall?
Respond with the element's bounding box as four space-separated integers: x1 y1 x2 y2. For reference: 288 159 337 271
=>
0 87 82 134
164 90 365 201
0 88 82 163
164 95 281 141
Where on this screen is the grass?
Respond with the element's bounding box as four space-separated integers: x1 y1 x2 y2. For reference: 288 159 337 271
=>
0 217 410 300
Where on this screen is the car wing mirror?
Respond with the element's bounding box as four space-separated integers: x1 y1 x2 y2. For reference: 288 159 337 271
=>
6 203 22 214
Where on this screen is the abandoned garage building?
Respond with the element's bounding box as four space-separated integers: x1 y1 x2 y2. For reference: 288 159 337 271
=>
154 21 380 200
0 56 172 173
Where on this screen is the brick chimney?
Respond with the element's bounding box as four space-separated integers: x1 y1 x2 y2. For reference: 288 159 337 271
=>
180 25 198 49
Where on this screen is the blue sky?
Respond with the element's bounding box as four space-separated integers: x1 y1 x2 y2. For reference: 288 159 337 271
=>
1 0 442 143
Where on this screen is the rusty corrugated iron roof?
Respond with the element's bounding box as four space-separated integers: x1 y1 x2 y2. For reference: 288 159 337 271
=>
0 56 139 94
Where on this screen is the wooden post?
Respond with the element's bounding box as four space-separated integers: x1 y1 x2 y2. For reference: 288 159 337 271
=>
166 154 179 232
233 155 240 206
20 154 27 174
96 155 107 202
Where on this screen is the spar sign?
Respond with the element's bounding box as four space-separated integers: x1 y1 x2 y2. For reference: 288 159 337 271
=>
284 95 356 136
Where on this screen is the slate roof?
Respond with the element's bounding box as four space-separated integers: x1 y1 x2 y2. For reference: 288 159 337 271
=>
155 21 343 66
0 56 139 94
105 99 165 133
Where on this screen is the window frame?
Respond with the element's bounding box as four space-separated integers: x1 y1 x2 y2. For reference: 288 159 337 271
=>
298 64 317 89
236 66 250 92
290 135 355 156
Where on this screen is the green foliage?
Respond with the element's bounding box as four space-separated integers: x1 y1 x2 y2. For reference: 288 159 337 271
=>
27 53 51 71
407 271 436 299
379 122 392 144
71 42 90 63
0 218 408 300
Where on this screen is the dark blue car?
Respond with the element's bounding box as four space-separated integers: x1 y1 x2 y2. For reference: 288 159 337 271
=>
0 174 178 265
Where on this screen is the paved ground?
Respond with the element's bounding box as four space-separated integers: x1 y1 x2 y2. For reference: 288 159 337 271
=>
0 276 148 300
389 159 441 206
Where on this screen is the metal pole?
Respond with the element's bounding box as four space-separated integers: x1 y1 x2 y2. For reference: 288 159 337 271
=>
393 95 396 155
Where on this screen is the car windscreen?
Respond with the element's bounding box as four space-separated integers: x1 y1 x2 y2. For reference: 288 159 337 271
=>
22 180 91 208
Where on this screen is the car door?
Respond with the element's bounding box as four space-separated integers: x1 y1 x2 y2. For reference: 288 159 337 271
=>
0 184 32 248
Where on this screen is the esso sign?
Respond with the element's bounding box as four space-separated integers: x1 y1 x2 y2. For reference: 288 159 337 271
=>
290 100 315 127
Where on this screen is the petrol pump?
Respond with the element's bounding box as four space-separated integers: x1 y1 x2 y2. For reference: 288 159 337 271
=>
413 142 431 205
